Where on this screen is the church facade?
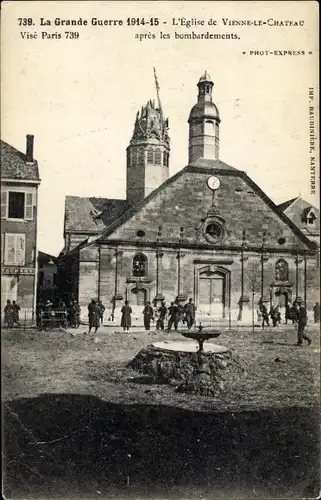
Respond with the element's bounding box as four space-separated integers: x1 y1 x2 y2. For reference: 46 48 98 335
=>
60 72 319 324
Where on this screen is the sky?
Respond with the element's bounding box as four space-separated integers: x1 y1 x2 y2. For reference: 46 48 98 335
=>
1 1 319 256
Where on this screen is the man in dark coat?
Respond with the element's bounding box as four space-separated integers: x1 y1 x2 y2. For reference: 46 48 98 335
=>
184 298 196 330
121 301 132 331
167 302 179 332
142 301 154 330
12 300 21 326
87 299 100 334
290 303 298 324
156 301 167 331
4 300 14 328
313 302 320 323
260 303 269 327
285 302 291 324
269 305 278 328
297 302 312 346
98 301 106 326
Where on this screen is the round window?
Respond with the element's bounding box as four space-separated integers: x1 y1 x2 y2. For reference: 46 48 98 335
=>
136 230 145 238
205 222 223 240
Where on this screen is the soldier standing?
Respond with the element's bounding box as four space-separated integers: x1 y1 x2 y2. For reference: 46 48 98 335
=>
4 300 14 328
260 303 270 327
297 302 312 346
156 301 167 331
167 302 179 332
12 300 21 326
184 298 196 330
142 301 154 330
121 300 132 331
313 302 320 323
98 300 106 326
87 299 100 334
269 305 278 328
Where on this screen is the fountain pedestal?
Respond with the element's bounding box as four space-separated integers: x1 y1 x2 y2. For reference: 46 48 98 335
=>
129 332 246 396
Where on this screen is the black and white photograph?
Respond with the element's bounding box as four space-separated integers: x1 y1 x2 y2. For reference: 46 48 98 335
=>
1 1 320 498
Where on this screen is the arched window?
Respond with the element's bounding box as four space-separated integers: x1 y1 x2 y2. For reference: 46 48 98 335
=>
147 147 154 164
275 259 289 281
138 148 145 166
308 211 316 225
155 148 161 165
132 253 147 277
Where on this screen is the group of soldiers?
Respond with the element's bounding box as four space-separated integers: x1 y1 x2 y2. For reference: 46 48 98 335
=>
141 298 197 332
86 297 197 334
258 300 318 346
258 301 320 329
36 298 82 329
86 299 106 334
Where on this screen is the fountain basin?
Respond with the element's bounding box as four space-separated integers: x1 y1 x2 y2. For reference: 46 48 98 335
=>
179 329 221 352
152 340 227 354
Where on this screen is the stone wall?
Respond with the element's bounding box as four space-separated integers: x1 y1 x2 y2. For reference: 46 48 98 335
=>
75 241 318 325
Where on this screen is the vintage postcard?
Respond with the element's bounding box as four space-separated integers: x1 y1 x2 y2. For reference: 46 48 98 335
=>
1 1 319 499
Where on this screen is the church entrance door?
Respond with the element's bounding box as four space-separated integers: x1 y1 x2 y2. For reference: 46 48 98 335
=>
273 287 292 321
130 287 147 306
199 272 225 318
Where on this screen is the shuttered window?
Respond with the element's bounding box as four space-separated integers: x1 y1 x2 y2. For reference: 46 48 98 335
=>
1 233 4 264
8 192 25 219
1 190 8 219
4 233 26 265
25 193 33 220
2 191 34 220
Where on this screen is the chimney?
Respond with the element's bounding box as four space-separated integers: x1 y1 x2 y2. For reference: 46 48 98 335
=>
26 134 34 163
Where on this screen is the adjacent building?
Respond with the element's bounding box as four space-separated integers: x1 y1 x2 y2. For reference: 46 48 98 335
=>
60 72 319 324
278 197 319 247
1 135 40 316
37 251 58 304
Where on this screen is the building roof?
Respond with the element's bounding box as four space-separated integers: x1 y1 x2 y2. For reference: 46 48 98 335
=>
198 71 213 84
1 140 40 181
188 158 237 171
277 197 300 213
189 101 220 122
93 162 314 250
64 195 130 233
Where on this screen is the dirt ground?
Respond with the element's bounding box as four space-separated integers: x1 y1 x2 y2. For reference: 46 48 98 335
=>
2 323 320 499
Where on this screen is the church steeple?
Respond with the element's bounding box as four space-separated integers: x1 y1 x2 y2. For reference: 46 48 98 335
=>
188 71 220 164
126 70 170 207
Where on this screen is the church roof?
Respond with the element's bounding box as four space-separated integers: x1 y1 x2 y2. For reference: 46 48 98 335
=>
188 158 237 171
188 101 220 122
93 162 314 250
277 197 300 213
64 196 129 233
1 140 40 181
198 71 213 83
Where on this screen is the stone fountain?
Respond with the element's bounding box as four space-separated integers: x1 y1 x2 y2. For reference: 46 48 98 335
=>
180 323 221 352
129 324 246 396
